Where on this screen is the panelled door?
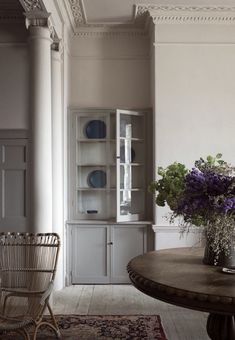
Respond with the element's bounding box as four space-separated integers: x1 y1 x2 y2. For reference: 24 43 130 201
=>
71 225 111 284
0 138 28 231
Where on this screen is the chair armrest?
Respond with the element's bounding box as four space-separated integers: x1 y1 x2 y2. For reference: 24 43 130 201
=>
1 282 54 316
1 288 46 296
2 281 54 305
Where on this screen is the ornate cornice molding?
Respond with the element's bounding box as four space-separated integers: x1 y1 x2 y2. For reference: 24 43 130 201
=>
135 5 235 25
135 5 235 17
68 0 86 25
151 15 235 24
67 0 136 29
65 3 235 38
19 0 46 13
73 30 148 38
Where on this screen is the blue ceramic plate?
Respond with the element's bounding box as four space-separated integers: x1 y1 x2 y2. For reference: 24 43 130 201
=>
120 146 135 163
85 120 106 139
87 170 107 188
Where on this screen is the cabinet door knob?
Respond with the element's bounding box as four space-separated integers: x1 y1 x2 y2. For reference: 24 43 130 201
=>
107 242 113 245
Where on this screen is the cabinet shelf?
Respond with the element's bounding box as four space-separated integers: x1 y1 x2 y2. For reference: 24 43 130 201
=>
77 188 116 191
77 139 116 143
120 137 144 142
120 163 143 166
120 188 143 191
77 164 116 167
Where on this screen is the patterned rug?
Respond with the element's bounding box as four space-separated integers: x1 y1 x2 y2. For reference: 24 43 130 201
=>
43 315 168 339
54 315 168 339
0 315 167 339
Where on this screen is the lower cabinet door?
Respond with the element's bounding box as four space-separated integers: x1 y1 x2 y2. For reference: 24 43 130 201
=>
110 225 147 283
71 225 110 284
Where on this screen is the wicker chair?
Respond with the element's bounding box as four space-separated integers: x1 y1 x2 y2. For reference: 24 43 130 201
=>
0 232 61 339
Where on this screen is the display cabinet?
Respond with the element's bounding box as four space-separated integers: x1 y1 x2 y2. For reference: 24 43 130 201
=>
68 108 149 223
67 108 153 284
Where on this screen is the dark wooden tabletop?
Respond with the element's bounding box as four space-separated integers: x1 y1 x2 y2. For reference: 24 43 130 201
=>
127 247 235 315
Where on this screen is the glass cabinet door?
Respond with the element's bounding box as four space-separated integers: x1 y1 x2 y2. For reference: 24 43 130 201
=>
75 111 116 220
116 110 145 222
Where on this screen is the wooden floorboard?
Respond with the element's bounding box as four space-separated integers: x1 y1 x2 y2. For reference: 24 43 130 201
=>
53 284 209 340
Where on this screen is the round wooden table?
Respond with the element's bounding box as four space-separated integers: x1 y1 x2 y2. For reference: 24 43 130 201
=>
127 248 235 340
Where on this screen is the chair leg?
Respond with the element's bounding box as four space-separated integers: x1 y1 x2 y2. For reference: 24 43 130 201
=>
33 321 61 339
32 302 61 340
46 301 61 338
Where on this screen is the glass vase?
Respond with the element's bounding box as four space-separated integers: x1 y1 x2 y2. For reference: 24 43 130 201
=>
203 238 235 273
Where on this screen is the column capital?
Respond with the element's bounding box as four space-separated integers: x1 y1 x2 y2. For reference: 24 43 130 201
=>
25 11 55 38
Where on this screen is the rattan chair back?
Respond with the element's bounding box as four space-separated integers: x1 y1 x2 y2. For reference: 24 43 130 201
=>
0 232 61 339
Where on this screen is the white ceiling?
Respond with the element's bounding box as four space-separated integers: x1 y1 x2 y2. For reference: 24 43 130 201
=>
80 0 235 24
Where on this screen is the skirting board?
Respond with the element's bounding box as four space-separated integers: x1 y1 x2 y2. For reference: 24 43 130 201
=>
152 225 204 250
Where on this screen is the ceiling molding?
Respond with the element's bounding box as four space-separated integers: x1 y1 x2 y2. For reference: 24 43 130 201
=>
135 5 235 17
73 29 148 38
136 5 235 25
19 0 46 12
64 2 235 38
67 0 86 25
151 14 235 25
66 0 144 36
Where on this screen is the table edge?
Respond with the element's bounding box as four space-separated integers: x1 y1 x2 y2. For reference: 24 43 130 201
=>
127 262 235 315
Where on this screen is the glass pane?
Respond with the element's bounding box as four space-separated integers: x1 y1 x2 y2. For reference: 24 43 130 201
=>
120 164 132 189
120 114 144 139
120 165 144 189
75 111 116 220
120 190 132 216
117 112 145 221
120 190 145 217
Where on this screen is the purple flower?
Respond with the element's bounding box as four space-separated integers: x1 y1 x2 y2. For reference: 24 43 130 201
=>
205 172 232 196
220 197 235 213
185 168 206 194
177 196 210 217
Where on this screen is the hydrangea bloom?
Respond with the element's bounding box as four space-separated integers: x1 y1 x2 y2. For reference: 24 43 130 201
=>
149 154 235 260
221 197 235 213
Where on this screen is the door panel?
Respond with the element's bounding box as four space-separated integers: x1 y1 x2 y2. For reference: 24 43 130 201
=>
111 225 147 283
0 139 28 230
71 225 110 284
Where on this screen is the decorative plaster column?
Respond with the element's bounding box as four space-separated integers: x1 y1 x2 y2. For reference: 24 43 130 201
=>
27 13 53 233
51 41 64 290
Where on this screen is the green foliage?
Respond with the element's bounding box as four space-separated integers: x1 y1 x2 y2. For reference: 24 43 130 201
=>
195 153 234 175
149 162 188 211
